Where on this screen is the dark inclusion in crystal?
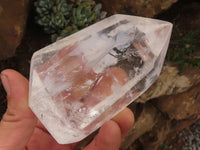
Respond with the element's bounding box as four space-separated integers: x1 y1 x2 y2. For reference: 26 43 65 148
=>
113 44 144 78
110 28 156 92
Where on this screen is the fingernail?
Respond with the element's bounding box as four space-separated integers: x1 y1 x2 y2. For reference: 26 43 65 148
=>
0 73 10 96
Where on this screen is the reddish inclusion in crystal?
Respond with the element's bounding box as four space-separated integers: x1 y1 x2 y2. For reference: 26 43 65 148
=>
83 67 128 107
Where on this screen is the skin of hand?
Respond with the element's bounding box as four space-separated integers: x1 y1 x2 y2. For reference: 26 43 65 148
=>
0 69 134 150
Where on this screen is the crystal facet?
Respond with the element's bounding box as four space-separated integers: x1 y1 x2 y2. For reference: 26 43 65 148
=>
29 14 173 144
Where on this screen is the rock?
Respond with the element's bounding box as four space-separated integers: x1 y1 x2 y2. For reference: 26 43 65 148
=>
136 63 200 103
154 84 200 120
139 119 171 150
97 0 178 17
0 0 30 60
137 116 199 150
121 103 160 150
126 84 200 150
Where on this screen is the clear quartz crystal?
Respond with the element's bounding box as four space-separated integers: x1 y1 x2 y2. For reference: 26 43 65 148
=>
29 14 173 144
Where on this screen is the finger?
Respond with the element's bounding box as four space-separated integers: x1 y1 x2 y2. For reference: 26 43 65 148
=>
27 120 78 150
83 120 121 150
112 107 134 139
0 69 37 150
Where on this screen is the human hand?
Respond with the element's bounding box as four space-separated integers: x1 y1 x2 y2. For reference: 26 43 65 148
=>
0 69 134 150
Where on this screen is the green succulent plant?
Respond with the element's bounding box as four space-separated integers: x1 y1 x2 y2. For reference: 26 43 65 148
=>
36 12 69 34
167 26 200 74
34 0 107 42
34 0 54 16
50 12 69 30
36 15 52 32
71 6 96 27
35 0 72 34
53 0 72 16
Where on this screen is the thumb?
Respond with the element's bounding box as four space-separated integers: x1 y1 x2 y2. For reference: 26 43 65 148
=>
0 69 37 150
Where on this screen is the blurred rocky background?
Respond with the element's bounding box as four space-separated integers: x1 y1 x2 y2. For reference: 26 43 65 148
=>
0 0 199 150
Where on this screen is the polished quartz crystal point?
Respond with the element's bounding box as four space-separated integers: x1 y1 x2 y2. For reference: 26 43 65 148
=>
29 14 173 144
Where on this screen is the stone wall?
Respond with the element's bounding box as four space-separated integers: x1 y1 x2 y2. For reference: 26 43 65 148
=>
0 0 30 60
97 0 178 17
